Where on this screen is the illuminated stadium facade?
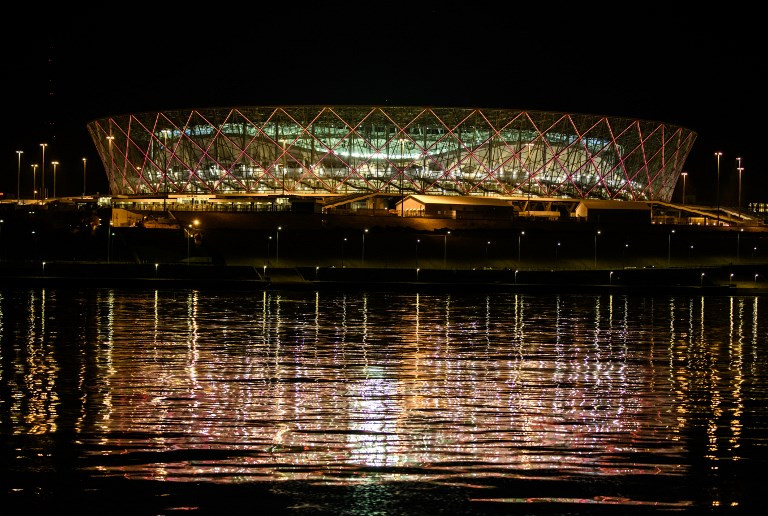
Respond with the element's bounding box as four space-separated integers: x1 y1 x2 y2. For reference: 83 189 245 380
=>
88 106 696 202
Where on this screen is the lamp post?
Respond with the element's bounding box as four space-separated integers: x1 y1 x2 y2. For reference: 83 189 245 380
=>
622 243 629 269
186 224 192 264
737 229 743 264
443 230 450 269
82 157 87 197
51 161 59 198
555 241 561 269
715 151 723 226
514 269 519 284
31 164 38 200
701 272 705 287
415 238 420 268
266 235 272 267
594 229 601 269
681 172 687 205
362 228 368 266
276 226 282 266
107 220 113 264
756 274 760 288
518 230 525 263
341 237 347 268
485 240 491 268
16 150 23 201
668 229 675 266
40 143 47 200
737 162 744 214
609 271 614 285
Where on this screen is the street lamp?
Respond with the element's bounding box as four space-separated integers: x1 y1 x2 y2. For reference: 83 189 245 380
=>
622 243 629 268
341 237 347 268
681 172 687 205
31 164 38 200
737 162 744 214
555 241 561 269
485 240 491 268
362 228 368 266
51 161 59 198
40 143 47 200
415 238 420 268
16 150 23 201
514 269 519 284
518 230 525 263
756 274 760 288
276 226 282 266
701 272 705 287
186 224 192 264
668 229 675 266
609 271 614 285
82 158 87 197
715 151 723 226
594 230 601 269
266 235 272 267
737 228 743 264
443 230 451 269
730 272 734 286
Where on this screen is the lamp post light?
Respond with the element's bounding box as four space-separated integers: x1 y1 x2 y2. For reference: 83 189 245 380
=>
701 272 705 287
315 266 319 280
737 228 743 264
715 151 723 226
689 244 694 262
16 150 23 201
730 272 735 286
622 243 629 269
266 235 272 267
82 158 87 197
443 230 451 269
737 163 744 214
485 240 491 268
518 230 525 263
40 143 47 200
31 164 38 200
514 269 519 284
107 220 113 264
415 238 420 268
555 241 561 269
681 171 687 205
609 271 614 285
668 229 675 266
362 228 368 266
51 161 59 198
155 263 159 277
276 226 282 266
594 230 601 269
756 274 760 288
341 237 347 268
186 224 192 264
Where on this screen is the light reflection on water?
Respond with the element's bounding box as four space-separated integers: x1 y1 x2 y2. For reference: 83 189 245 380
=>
0 289 766 509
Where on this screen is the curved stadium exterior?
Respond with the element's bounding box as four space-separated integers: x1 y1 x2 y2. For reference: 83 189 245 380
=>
88 106 696 202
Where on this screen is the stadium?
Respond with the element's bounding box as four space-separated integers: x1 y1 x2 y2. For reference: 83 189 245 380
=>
87 106 696 204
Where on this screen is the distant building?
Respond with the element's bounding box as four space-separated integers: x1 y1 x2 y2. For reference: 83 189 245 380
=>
88 106 695 203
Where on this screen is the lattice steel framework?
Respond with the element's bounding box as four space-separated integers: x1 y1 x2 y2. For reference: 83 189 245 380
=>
88 106 696 201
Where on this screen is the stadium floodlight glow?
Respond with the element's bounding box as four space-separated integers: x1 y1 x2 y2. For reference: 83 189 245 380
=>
88 106 696 201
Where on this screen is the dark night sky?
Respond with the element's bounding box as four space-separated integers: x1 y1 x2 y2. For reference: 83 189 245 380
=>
2 3 764 204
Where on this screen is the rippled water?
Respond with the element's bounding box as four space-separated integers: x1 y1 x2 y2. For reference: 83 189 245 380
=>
1 288 766 513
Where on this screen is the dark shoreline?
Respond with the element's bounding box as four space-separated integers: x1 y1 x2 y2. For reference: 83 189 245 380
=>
2 262 766 295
